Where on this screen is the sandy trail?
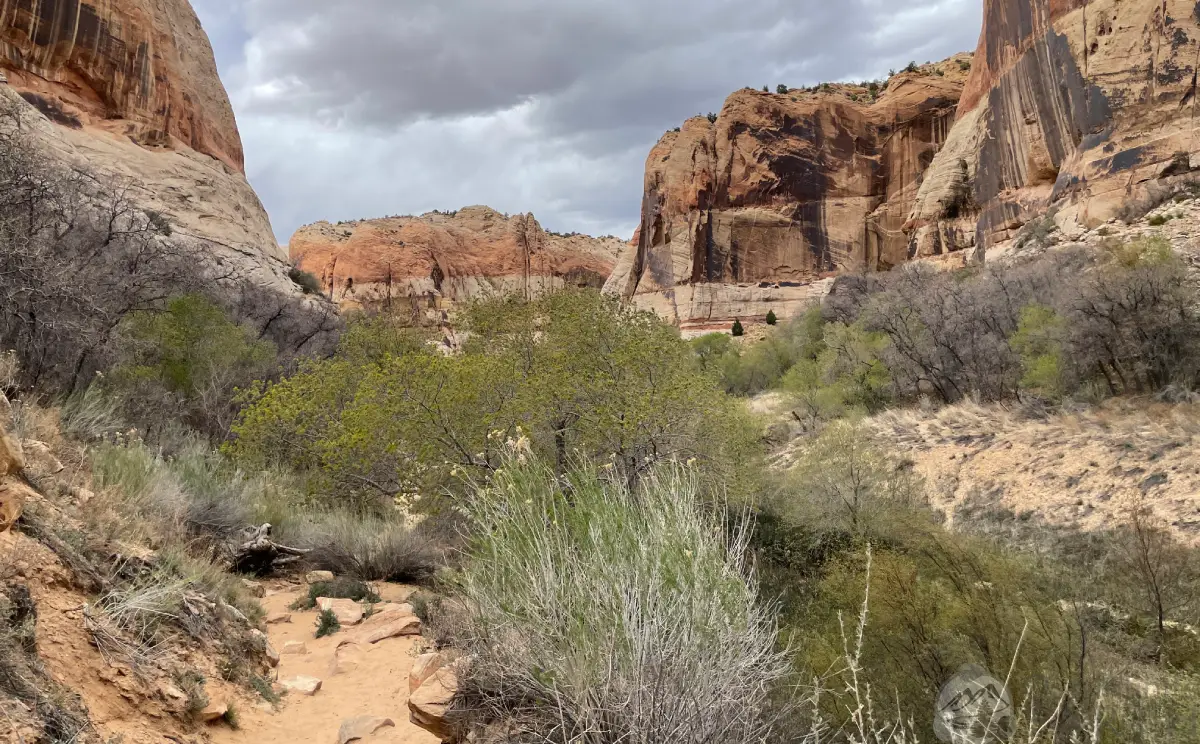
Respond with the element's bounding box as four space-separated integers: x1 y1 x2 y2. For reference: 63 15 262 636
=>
212 583 439 744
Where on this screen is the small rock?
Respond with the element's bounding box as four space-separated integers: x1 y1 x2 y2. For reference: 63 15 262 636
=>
199 702 229 723
281 676 322 696
159 682 187 702
409 652 446 693
306 570 335 584
21 440 63 474
329 642 363 676
266 611 293 624
338 715 395 744
409 663 458 739
318 597 365 626
242 579 266 598
282 641 309 655
264 640 280 667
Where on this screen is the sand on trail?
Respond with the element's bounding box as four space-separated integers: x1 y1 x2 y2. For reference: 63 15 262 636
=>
211 583 439 744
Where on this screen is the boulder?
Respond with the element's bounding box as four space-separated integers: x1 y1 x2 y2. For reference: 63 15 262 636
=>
281 641 309 655
0 480 34 534
198 702 228 723
338 716 395 744
0 432 23 477
408 661 458 740
241 579 266 598
409 652 447 693
328 642 363 676
20 441 63 475
317 597 365 626
280 676 323 696
306 570 335 584
353 614 421 645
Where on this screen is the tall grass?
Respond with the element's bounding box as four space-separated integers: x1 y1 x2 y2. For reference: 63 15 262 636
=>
449 451 788 744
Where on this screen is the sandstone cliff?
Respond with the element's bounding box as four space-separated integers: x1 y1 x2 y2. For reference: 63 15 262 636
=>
291 206 623 313
607 56 972 330
0 0 339 355
908 0 1200 255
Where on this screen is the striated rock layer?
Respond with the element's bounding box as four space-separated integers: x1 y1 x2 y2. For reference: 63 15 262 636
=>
0 0 340 355
909 0 1200 255
291 207 623 314
607 56 973 330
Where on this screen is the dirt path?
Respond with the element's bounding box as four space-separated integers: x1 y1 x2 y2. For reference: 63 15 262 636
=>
211 583 440 744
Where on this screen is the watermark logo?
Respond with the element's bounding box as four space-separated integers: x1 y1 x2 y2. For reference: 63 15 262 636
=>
934 664 1014 744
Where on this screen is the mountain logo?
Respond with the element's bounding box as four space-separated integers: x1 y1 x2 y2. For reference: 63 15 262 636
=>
934 664 1014 743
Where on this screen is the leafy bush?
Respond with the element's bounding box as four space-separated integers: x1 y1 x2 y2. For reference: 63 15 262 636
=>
283 512 442 583
291 578 380 611
107 294 277 438
315 609 340 638
230 290 761 508
288 266 323 295
448 452 788 743
776 84 789 94
766 309 778 326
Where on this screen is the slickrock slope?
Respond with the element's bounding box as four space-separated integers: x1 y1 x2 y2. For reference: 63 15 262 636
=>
607 56 972 330
0 0 339 355
908 0 1200 256
291 207 623 313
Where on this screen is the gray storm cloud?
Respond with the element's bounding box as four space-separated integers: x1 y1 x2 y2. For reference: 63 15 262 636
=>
191 0 981 243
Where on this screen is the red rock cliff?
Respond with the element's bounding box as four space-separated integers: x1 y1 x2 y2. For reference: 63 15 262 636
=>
291 207 624 313
909 0 1200 253
0 0 244 172
606 56 972 328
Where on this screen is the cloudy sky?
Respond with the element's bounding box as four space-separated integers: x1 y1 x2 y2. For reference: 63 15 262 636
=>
190 0 982 244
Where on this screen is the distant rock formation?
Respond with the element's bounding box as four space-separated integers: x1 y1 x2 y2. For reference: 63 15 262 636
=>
291 206 624 314
607 56 972 330
0 0 340 356
910 0 1200 256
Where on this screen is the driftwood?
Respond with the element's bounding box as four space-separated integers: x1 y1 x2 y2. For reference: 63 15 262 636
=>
230 523 311 576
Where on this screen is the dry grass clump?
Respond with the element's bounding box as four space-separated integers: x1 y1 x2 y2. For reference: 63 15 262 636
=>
446 452 788 744
280 512 443 584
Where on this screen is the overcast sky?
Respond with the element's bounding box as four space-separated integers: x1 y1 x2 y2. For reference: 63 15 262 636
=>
190 1 982 244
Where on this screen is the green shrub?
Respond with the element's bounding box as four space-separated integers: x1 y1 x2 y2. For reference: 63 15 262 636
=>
230 290 762 507
315 609 340 638
1010 304 1066 400
108 294 276 438
1147 213 1172 226
291 577 380 611
283 512 442 583
776 84 789 94
449 452 788 743
287 266 323 295
765 310 778 326
731 319 745 336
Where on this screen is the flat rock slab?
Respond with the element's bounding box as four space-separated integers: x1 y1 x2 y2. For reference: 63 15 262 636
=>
281 676 323 696
318 597 365 626
337 715 395 744
353 614 421 644
266 611 293 624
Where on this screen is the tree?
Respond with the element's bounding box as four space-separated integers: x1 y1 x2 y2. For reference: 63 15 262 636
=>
111 294 277 437
765 310 778 326
762 85 769 92
230 291 762 510
1115 497 1200 647
731 319 745 337
776 84 789 95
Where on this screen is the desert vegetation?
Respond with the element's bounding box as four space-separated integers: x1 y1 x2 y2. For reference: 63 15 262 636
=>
2 89 1199 742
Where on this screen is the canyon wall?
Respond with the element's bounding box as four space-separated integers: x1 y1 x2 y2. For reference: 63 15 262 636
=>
0 0 339 355
291 207 623 314
606 56 972 330
910 0 1200 254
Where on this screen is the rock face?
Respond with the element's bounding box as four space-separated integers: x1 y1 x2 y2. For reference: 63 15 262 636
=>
291 206 624 313
607 57 972 330
0 0 340 356
909 0 1200 255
